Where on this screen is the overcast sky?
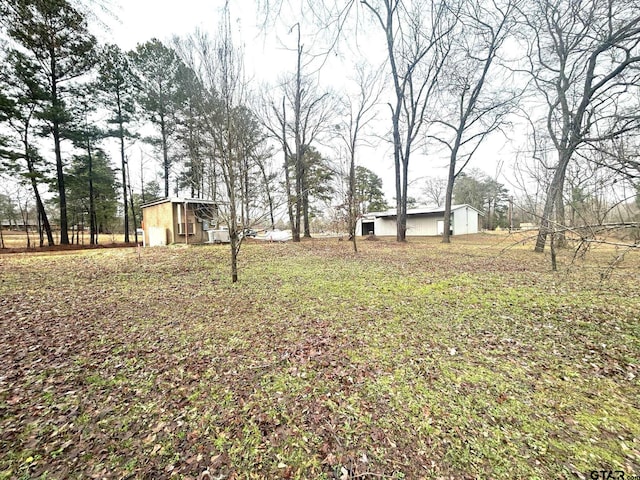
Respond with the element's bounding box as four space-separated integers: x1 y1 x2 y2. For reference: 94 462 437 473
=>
94 0 516 203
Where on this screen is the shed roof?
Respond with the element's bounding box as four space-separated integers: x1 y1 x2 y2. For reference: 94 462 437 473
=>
141 197 218 209
366 204 484 218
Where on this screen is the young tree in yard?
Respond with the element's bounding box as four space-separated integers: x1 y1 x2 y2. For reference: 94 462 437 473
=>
1 0 97 245
214 14 250 283
130 39 186 198
0 50 55 246
430 0 521 243
361 0 458 242
522 0 640 252
96 44 137 243
337 65 382 252
175 13 260 282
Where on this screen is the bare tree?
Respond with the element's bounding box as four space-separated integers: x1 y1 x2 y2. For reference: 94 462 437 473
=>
174 8 258 282
337 64 382 252
361 0 458 242
259 67 336 240
421 177 447 207
521 0 640 252
428 0 521 243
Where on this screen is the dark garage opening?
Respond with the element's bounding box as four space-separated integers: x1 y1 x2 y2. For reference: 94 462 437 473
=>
362 221 375 235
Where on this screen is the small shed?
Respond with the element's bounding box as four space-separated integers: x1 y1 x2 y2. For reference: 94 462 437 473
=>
356 204 483 237
141 197 218 246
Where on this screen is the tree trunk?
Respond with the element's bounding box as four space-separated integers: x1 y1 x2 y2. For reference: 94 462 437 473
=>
127 160 139 244
555 185 566 247
257 160 275 231
117 91 130 243
88 142 96 245
399 157 408 241
160 113 170 198
349 150 358 253
53 118 69 245
26 155 54 246
393 115 403 241
293 26 303 243
534 151 571 252
302 172 311 238
281 97 294 235
243 154 250 228
442 147 457 244
50 55 69 245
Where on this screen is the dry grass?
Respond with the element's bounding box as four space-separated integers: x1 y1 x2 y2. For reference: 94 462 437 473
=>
0 231 129 249
0 234 638 479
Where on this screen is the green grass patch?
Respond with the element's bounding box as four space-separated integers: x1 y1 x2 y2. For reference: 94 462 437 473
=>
0 236 638 478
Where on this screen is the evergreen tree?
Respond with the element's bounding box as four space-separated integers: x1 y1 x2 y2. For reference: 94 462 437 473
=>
0 49 55 246
66 150 118 242
1 0 97 245
64 85 104 244
130 39 186 198
96 44 137 242
355 166 388 213
453 170 508 229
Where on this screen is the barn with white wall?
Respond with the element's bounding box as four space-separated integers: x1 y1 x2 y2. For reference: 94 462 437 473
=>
356 205 483 237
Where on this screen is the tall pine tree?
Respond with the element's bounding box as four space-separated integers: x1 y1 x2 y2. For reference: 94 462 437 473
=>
130 39 186 198
96 44 137 242
2 0 97 244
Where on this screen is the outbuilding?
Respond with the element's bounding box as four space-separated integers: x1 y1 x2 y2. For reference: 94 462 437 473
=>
356 204 483 237
141 197 218 246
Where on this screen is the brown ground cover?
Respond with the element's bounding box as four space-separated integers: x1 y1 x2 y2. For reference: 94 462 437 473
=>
0 234 638 479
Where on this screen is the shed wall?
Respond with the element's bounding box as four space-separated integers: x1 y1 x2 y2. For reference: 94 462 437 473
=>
356 206 481 237
171 203 209 244
142 202 211 246
142 203 173 246
374 217 397 236
452 207 479 235
406 215 440 236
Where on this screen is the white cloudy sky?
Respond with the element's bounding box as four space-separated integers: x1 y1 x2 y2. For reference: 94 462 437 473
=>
93 0 518 202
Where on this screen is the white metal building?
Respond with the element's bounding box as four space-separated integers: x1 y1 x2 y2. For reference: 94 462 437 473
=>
356 205 483 237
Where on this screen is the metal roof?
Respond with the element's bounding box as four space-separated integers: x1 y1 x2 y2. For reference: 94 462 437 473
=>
366 204 484 218
141 197 218 209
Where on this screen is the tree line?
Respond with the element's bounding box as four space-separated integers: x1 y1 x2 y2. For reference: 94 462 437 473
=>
1 0 639 267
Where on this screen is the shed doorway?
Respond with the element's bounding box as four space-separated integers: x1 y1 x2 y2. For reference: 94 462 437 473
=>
362 221 375 235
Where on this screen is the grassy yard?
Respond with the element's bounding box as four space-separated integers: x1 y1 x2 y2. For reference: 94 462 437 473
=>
0 235 638 479
0 231 130 249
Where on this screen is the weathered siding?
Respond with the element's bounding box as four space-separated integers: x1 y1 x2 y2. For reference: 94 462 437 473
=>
171 203 209 244
142 201 211 245
142 202 173 246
